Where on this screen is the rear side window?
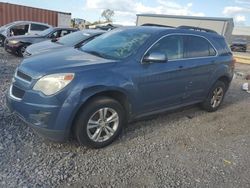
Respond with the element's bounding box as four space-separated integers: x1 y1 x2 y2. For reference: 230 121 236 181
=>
50 30 61 38
185 36 216 58
60 30 72 37
30 24 49 31
148 35 184 60
214 37 231 55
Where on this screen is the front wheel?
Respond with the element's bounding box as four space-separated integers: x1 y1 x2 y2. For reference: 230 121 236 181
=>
0 36 5 47
74 97 126 148
201 81 226 112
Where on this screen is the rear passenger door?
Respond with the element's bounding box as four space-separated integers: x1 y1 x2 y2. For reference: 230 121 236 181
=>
182 35 217 102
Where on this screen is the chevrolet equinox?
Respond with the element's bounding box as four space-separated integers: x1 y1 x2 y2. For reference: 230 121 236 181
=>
6 26 234 148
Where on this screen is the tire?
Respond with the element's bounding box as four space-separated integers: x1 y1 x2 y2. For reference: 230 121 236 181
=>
74 97 126 148
201 81 226 112
0 36 5 47
17 44 28 57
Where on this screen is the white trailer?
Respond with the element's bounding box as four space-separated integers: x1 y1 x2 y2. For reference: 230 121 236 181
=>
136 14 234 43
57 13 71 27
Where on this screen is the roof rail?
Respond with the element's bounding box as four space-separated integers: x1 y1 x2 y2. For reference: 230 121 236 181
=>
177 26 218 34
141 23 176 28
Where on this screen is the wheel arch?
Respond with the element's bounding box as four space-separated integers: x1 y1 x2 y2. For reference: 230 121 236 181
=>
217 75 231 90
70 87 132 134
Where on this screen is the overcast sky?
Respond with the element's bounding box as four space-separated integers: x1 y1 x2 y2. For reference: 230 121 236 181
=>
1 0 250 26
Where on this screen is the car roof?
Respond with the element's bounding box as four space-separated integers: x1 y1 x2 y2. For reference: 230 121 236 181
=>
118 26 221 39
5 21 52 27
120 26 171 33
80 29 106 34
53 27 78 30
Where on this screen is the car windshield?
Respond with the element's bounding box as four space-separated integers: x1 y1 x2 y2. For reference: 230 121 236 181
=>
80 28 152 60
39 28 53 36
57 31 95 46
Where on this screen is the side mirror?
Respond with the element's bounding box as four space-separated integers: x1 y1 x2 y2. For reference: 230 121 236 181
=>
143 52 168 63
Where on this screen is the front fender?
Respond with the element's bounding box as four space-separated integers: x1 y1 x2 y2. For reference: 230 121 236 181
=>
56 80 135 132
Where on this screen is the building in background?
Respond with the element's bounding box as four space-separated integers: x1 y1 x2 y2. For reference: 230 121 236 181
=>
72 18 91 29
232 27 250 51
0 2 71 27
136 14 234 43
233 27 250 41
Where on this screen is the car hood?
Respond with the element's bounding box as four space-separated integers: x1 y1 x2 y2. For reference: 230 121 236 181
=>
19 47 117 78
26 40 63 55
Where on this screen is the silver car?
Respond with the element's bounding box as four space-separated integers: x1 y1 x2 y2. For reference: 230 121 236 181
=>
0 21 52 46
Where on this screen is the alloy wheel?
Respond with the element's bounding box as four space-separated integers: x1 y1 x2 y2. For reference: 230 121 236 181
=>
87 107 119 142
210 87 224 108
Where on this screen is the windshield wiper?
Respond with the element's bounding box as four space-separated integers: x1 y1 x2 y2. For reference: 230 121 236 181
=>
84 50 107 58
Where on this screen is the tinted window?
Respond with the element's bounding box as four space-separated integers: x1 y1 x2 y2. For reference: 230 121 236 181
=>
31 24 49 31
81 29 152 60
50 30 61 38
215 37 231 55
11 24 28 30
186 36 216 58
147 35 184 60
60 30 71 37
39 28 54 36
57 31 95 46
9 24 29 36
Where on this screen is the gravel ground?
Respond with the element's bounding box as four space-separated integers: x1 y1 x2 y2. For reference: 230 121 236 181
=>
0 48 250 188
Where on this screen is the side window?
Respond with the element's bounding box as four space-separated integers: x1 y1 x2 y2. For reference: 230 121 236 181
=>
50 30 60 38
185 36 216 58
147 35 184 60
9 24 29 36
214 37 231 55
60 30 71 37
30 24 49 31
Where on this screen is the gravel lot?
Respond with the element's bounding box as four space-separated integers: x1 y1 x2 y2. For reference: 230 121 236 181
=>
0 47 250 188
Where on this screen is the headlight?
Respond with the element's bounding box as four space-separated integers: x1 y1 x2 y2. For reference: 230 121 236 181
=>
9 40 20 44
33 73 74 96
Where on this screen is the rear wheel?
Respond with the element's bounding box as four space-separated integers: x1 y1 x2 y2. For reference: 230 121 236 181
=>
201 81 226 112
74 97 126 148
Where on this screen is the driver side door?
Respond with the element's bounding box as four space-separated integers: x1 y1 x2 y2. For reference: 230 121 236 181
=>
134 35 189 114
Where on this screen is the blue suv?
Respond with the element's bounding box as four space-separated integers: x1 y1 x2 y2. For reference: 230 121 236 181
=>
6 26 234 148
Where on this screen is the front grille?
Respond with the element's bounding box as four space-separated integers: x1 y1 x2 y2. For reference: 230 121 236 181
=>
11 85 25 99
16 70 32 82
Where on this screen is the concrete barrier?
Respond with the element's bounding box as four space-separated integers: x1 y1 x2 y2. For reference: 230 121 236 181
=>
234 54 250 65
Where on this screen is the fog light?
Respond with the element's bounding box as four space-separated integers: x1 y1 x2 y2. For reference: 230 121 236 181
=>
29 111 51 127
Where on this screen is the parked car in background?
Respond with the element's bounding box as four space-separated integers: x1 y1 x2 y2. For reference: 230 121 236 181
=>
24 29 106 57
230 38 248 52
6 26 234 148
4 27 78 57
0 21 51 46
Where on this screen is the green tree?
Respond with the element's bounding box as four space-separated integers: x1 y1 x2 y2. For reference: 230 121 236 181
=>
101 9 115 22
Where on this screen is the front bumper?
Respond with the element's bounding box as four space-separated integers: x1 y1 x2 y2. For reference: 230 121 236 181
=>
6 87 71 142
4 43 20 55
